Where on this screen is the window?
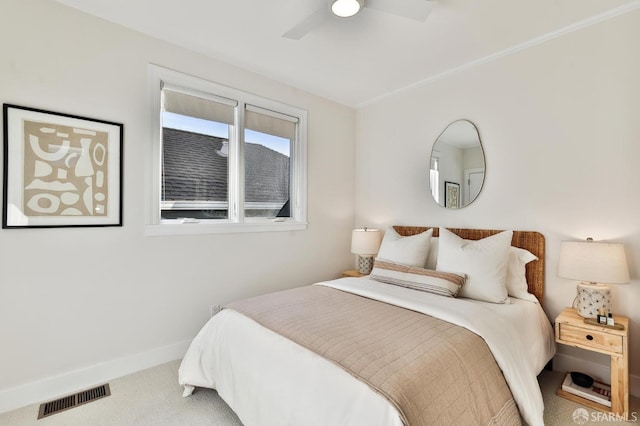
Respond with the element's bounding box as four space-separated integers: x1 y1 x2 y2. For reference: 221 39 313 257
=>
147 65 307 235
430 155 439 204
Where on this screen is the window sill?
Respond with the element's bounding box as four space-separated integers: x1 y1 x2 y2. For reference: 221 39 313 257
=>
144 221 308 236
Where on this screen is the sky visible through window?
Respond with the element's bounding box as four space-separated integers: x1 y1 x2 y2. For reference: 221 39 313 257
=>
163 112 290 157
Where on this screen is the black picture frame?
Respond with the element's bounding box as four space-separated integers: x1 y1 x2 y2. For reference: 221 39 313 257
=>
444 181 460 209
2 104 123 228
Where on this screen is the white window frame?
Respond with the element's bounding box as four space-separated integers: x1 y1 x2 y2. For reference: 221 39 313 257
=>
430 153 440 204
146 64 307 236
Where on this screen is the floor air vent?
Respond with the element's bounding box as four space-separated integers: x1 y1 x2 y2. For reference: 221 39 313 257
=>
37 384 111 419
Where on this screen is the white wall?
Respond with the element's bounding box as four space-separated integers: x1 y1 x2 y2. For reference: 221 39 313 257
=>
356 9 640 394
436 143 463 205
462 146 484 171
0 0 356 412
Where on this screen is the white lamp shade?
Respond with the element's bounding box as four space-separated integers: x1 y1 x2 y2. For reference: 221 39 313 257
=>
558 240 630 284
351 228 381 256
331 0 362 17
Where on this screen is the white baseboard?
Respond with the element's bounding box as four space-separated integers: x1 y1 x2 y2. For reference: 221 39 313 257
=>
0 339 191 414
553 352 640 398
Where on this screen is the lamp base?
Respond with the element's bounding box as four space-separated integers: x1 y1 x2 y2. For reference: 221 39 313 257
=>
357 255 374 274
576 282 611 318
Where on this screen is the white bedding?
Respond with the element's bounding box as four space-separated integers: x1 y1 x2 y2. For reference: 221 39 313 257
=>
179 277 556 426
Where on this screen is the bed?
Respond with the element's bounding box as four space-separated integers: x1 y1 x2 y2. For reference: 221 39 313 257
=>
179 227 556 426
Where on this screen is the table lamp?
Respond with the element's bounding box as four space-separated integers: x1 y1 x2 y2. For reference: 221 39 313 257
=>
351 228 382 274
558 238 630 318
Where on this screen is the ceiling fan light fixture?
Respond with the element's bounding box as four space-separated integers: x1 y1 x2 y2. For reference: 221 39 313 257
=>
331 0 362 18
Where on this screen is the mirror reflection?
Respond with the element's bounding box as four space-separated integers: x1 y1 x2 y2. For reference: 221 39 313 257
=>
429 120 485 209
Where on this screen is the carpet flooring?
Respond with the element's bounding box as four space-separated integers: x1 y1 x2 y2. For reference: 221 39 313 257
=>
1 360 638 425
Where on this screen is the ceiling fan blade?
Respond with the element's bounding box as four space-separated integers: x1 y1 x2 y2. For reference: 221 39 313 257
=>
282 7 331 40
364 0 434 22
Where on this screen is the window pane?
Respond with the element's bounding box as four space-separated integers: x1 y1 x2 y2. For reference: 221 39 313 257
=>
150 65 308 232
161 109 230 220
244 123 291 218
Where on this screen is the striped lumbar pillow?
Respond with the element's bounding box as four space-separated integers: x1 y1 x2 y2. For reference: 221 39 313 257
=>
370 259 466 297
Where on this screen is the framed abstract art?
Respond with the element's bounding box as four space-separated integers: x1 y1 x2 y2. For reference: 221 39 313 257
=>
444 181 460 209
2 104 123 228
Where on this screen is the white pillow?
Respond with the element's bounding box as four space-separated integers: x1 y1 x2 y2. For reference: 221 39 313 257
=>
376 227 433 267
506 246 539 302
425 237 439 270
436 228 512 304
430 237 539 302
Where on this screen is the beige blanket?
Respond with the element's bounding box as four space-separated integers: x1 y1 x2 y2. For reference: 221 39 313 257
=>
227 285 521 426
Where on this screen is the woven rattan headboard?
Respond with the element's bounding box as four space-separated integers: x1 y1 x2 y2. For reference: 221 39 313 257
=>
393 226 545 304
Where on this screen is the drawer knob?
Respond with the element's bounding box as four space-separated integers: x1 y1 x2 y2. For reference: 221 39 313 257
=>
586 335 594 341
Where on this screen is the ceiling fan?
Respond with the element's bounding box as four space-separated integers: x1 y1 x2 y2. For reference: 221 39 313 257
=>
282 0 435 40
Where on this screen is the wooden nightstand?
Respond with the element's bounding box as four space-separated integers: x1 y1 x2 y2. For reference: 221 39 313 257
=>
554 307 629 419
341 269 368 278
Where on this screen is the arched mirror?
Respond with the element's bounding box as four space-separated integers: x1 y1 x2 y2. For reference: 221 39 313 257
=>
429 120 485 209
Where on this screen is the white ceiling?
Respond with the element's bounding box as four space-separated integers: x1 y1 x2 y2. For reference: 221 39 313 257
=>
54 0 636 107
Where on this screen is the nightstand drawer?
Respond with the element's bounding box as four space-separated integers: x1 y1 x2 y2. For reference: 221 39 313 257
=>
557 323 623 355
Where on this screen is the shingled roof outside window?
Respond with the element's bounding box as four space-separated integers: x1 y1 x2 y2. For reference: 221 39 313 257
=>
162 128 289 220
